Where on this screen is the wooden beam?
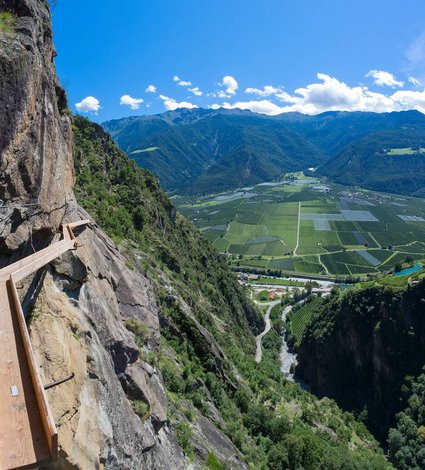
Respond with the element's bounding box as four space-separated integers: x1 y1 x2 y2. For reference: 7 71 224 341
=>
0 220 89 469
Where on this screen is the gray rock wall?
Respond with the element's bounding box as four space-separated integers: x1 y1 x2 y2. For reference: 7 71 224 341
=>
0 1 185 467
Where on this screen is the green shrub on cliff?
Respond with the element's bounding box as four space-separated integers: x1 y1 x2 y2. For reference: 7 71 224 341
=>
388 370 425 470
0 10 15 33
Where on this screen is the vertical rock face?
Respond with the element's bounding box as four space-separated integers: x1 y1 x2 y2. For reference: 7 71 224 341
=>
0 0 73 226
30 222 185 469
0 1 185 467
296 284 425 441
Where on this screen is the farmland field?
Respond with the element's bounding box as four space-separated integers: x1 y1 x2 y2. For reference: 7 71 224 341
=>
289 297 323 344
176 174 425 277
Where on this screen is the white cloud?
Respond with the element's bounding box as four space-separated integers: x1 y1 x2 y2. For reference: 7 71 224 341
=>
219 75 238 97
366 70 404 87
409 77 421 87
391 89 425 113
275 73 396 114
245 85 283 96
210 73 425 116
217 90 230 98
189 87 203 96
120 94 144 110
159 94 198 111
146 84 157 93
75 96 101 114
177 80 192 87
211 100 286 115
173 75 180 82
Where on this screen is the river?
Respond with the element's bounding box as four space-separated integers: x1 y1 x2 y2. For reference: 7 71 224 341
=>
280 305 297 380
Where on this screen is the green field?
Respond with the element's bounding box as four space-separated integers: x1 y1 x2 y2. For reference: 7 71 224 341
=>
176 174 425 277
387 147 425 156
290 297 323 344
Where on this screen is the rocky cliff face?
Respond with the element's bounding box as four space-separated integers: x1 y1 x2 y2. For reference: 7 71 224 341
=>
0 1 254 467
0 1 185 467
0 0 74 254
296 283 425 441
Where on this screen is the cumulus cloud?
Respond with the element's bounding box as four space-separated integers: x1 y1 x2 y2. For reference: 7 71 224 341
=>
120 94 144 110
409 77 421 87
159 94 198 111
146 84 157 93
391 89 425 113
366 70 404 87
245 85 283 96
177 80 192 87
274 73 397 114
188 87 202 96
217 90 230 98
211 100 285 115
211 73 425 116
75 96 101 114
173 75 193 87
218 75 238 97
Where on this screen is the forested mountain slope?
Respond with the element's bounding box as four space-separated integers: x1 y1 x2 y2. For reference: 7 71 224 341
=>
74 116 392 469
277 110 425 157
296 282 425 445
104 109 425 196
387 369 425 469
103 109 324 194
317 128 425 196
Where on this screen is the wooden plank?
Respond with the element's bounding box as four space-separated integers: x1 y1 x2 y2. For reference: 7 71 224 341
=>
67 219 91 230
0 240 74 283
0 220 90 281
10 275 58 461
0 221 89 469
0 281 51 469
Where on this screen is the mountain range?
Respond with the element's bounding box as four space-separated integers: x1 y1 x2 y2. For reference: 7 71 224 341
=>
103 109 425 196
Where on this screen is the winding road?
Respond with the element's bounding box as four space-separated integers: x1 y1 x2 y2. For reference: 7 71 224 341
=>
254 300 281 363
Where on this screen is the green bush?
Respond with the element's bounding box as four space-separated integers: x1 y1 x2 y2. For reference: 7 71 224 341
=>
0 11 15 33
176 423 194 460
125 318 150 348
131 399 150 421
203 452 224 470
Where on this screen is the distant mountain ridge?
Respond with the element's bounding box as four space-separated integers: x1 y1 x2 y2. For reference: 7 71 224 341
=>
103 108 425 195
103 109 325 193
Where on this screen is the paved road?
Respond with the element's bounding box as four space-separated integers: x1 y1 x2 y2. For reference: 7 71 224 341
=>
293 202 301 256
254 300 281 363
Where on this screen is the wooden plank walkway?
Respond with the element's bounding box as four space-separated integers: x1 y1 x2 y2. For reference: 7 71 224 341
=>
0 220 89 470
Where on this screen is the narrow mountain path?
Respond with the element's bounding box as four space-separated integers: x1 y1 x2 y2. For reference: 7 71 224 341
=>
293 202 301 256
0 220 89 470
254 300 281 363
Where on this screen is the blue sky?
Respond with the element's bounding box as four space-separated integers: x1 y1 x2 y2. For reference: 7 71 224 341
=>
52 0 425 121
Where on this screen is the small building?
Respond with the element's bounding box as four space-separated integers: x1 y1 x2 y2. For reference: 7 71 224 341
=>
268 291 277 300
